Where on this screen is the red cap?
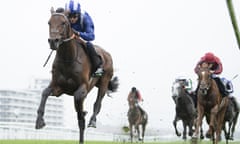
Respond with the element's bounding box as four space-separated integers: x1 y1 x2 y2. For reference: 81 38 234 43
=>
204 52 215 62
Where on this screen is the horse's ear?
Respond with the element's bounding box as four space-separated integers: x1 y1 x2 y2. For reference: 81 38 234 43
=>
50 7 55 15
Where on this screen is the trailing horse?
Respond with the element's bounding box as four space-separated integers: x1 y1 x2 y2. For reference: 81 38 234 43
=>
35 9 119 144
222 96 239 143
172 80 196 140
127 89 148 143
192 63 229 144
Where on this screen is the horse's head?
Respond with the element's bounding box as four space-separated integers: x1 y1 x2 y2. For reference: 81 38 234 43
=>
172 81 185 97
197 63 213 96
48 8 74 50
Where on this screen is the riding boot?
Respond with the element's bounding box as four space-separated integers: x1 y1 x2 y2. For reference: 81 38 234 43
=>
213 77 228 97
86 42 104 77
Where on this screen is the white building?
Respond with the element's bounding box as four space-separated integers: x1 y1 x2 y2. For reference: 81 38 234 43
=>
0 79 79 139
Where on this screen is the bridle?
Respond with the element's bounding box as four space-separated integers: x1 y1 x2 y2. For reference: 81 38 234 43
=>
198 67 212 96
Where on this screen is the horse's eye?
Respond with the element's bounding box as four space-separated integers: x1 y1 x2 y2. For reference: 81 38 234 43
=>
61 22 65 26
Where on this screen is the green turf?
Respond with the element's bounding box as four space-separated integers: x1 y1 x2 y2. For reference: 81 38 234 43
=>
0 140 240 144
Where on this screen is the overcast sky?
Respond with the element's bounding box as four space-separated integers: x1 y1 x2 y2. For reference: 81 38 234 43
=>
1 0 240 131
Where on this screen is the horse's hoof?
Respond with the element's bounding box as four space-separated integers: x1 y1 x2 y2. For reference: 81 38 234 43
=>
189 132 193 136
177 133 181 137
35 118 46 129
183 136 187 140
191 136 198 144
87 120 96 128
191 135 198 144
205 132 212 139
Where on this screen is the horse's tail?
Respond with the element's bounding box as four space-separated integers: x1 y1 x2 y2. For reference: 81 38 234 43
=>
108 76 119 94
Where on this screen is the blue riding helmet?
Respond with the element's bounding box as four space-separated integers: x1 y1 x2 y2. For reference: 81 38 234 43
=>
65 0 81 14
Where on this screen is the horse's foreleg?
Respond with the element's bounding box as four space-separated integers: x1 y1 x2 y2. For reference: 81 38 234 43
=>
182 121 187 140
189 119 194 137
142 124 146 143
136 125 142 141
193 105 204 139
222 122 228 140
216 98 229 143
88 82 108 128
173 116 181 137
74 85 88 144
129 124 133 143
35 87 52 129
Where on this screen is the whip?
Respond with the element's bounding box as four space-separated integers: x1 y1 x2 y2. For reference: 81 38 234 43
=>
43 50 53 67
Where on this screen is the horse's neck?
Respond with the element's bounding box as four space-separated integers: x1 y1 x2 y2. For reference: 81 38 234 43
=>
129 104 140 115
58 42 76 58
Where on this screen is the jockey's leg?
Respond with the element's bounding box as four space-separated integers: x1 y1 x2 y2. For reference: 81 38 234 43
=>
86 42 103 76
213 77 229 97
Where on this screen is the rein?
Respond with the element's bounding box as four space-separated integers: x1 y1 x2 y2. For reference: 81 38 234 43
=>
63 34 75 42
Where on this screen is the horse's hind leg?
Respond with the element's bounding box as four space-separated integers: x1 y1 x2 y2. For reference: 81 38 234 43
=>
35 87 52 129
74 84 88 144
230 112 239 140
88 78 109 128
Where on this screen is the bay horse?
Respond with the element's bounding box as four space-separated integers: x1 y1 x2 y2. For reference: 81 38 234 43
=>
127 89 148 143
192 63 229 144
172 80 196 140
35 8 119 144
222 96 239 143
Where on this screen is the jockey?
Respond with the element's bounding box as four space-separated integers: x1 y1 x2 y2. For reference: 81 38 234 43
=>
172 77 197 107
64 0 103 77
194 52 228 96
128 87 145 115
194 52 239 111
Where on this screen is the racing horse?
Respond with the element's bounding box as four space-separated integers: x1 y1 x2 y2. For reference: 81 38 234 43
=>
35 8 119 144
127 89 148 143
192 63 229 144
172 79 196 140
222 96 239 143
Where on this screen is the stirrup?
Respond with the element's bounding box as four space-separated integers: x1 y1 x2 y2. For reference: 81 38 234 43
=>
93 67 104 77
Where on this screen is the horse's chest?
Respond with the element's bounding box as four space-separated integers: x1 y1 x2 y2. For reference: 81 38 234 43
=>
200 96 216 109
53 65 81 88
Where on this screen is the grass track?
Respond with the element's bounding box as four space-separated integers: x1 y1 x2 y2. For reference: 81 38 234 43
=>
0 140 240 144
